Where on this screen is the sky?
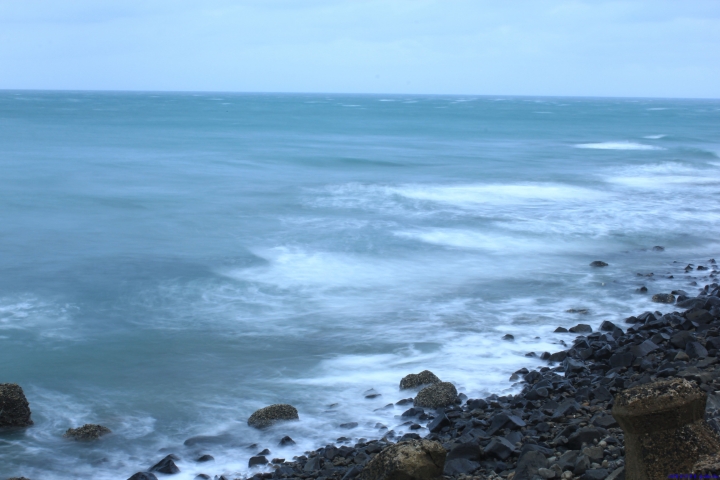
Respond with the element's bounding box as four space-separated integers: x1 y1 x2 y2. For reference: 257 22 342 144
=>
0 0 719 97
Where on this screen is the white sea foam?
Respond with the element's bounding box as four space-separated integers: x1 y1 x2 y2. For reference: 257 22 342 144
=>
643 134 667 139
575 142 664 151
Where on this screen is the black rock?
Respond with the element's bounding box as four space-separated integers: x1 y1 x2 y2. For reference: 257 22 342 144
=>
150 455 180 474
341 465 363 480
600 320 617 332
484 437 516 460
195 475 210 480
670 331 693 349
569 324 592 333
248 455 268 468
427 412 450 433
303 456 322 472
401 407 424 417
553 399 582 418
0 383 33 428
686 341 708 359
630 339 659 357
608 352 634 368
687 308 713 324
257 448 270 455
549 351 568 362
339 422 358 429
513 450 549 480
196 455 214 463
581 469 610 480
590 261 608 267
567 427 603 450
128 474 158 480
444 458 480 476
466 398 488 410
279 435 295 446
447 442 483 461
555 327 569 333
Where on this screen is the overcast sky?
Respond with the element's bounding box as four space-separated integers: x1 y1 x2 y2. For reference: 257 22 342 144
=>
1 0 719 97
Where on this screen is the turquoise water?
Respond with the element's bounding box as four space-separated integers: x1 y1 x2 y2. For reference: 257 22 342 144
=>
1 92 719 479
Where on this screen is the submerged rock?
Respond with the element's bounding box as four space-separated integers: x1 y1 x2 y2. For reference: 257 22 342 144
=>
414 382 458 408
127 474 158 480
357 439 446 480
399 370 441 390
590 261 608 267
0 383 33 428
63 424 111 441
247 404 299 429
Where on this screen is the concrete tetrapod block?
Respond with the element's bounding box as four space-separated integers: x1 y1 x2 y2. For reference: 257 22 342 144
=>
611 378 720 480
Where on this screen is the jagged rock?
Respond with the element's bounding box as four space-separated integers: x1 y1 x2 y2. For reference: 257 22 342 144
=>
357 439 446 480
127 474 158 480
249 455 268 468
484 437 516 460
247 404 299 429
413 382 457 408
569 324 592 333
63 424 111 441
399 370 441 390
150 455 180 474
0 383 33 427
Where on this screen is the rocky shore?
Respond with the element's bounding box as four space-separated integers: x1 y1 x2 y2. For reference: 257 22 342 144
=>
5 257 720 480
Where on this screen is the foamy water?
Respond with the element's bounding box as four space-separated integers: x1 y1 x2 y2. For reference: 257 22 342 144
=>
0 93 719 479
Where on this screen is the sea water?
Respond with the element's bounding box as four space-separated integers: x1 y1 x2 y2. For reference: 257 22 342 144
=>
1 92 719 479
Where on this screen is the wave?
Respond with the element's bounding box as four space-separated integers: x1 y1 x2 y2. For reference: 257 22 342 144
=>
575 142 664 151
643 134 666 139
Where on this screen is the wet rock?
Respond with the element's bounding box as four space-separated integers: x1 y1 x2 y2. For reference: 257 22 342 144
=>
340 422 359 429
590 261 608 267
63 424 111 441
399 370 441 390
427 412 450 433
569 324 592 333
279 435 295 446
195 475 210 480
357 439 446 480
247 404 299 429
0 384 33 428
248 455 268 468
196 454 214 462
503 334 515 340
413 382 457 409
363 388 382 399
150 455 180 474
127 474 158 480
554 327 569 333
652 293 675 303
652 246 665 251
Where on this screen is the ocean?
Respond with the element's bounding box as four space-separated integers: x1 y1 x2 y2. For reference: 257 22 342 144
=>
1 91 719 479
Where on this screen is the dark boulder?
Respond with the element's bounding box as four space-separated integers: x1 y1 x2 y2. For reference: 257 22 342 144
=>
196 455 214 462
249 455 268 467
569 324 592 333
590 261 608 267
484 437 516 460
0 384 33 427
128 474 158 480
279 435 295 446
247 404 299 429
399 370 441 390
150 455 180 474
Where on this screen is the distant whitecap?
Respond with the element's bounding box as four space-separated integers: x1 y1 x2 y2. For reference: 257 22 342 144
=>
575 142 664 151
643 134 666 139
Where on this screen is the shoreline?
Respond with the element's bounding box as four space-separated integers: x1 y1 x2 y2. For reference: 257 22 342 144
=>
221 256 719 480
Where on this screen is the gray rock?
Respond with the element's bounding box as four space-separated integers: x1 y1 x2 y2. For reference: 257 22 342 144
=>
399 370 441 390
569 324 592 333
127 474 158 480
443 458 480 476
590 261 608 267
580 469 609 480
247 404 299 429
0 383 33 428
413 382 457 409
